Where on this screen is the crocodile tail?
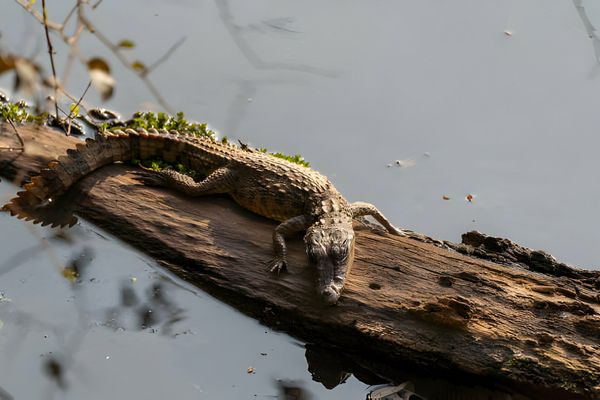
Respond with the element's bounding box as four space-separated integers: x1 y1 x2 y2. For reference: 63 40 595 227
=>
3 130 134 228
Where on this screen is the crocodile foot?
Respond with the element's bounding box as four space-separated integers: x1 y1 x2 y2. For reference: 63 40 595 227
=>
267 257 287 275
131 169 170 187
356 217 406 236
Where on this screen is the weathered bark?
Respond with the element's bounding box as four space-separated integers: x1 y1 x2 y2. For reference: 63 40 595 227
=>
1 123 599 399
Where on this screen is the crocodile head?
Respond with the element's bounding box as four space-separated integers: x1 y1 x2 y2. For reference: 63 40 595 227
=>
304 224 355 305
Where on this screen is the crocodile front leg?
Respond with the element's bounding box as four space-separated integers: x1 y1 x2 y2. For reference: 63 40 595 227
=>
350 201 405 236
268 215 309 274
132 166 236 196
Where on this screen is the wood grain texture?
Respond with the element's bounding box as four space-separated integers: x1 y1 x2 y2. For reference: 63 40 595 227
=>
1 123 599 399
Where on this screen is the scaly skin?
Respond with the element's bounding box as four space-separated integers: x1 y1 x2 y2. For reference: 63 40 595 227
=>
4 128 403 304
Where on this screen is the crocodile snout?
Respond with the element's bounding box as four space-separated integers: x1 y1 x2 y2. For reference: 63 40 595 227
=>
320 285 341 305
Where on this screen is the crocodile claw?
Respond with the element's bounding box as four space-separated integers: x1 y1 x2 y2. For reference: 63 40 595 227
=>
132 170 168 186
390 226 406 236
267 257 287 275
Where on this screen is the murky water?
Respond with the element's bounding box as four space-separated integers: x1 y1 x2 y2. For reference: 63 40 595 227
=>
1 1 599 399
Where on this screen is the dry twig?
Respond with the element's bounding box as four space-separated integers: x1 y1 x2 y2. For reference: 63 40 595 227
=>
41 0 60 120
0 119 25 152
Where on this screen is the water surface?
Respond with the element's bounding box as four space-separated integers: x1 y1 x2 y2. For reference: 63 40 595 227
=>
1 1 599 399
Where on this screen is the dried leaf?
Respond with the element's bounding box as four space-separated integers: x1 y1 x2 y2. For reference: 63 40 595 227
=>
466 194 474 202
118 39 136 49
131 61 147 74
0 54 17 75
442 195 450 200
87 57 110 73
14 58 40 95
87 57 115 101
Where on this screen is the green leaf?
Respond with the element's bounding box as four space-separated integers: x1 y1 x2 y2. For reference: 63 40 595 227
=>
69 103 79 116
131 61 147 73
118 39 136 49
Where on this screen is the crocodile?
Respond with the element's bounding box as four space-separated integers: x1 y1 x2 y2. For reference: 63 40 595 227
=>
4 128 403 304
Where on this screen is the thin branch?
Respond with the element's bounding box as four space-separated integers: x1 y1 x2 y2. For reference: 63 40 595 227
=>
139 76 175 114
67 80 91 121
62 20 85 86
58 86 83 104
61 2 79 27
6 118 25 150
41 0 60 120
64 80 91 136
146 36 187 74
15 0 177 113
77 6 175 112
0 119 25 176
14 0 64 32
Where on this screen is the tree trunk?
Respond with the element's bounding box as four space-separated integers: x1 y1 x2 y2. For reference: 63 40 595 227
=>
1 123 599 399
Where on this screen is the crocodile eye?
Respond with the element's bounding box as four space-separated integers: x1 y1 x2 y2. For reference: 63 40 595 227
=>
307 245 326 263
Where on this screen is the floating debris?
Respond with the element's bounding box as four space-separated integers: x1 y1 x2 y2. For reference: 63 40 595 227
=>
442 195 451 201
367 381 425 400
247 366 255 374
394 159 416 168
466 194 474 202
62 266 78 283
0 291 10 303
504 30 513 36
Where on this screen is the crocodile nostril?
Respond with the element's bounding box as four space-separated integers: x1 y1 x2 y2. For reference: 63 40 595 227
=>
320 287 340 305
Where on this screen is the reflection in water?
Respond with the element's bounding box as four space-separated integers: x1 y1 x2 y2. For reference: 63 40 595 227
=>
0 215 188 399
304 344 535 400
367 382 425 400
306 344 387 390
215 0 338 139
305 345 353 389
276 380 312 400
215 0 338 77
105 281 186 335
0 387 13 400
43 356 67 390
573 0 600 63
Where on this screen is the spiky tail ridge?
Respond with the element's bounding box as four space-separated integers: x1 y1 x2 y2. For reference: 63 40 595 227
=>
3 128 213 227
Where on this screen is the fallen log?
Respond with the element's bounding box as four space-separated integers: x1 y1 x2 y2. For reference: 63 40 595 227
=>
1 123 599 399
